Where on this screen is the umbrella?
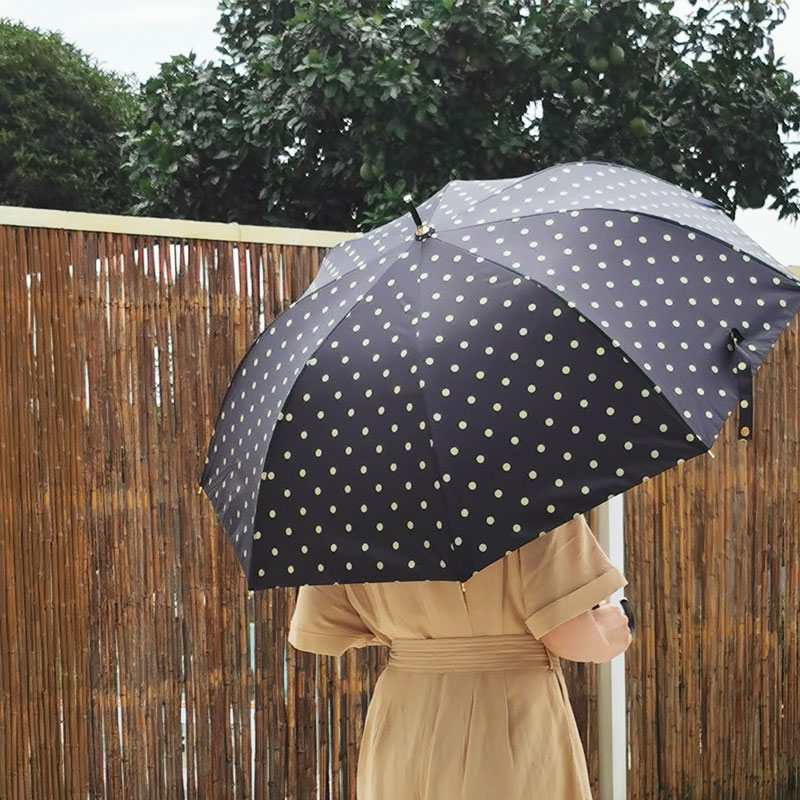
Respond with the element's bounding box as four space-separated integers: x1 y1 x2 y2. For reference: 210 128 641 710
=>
199 160 800 590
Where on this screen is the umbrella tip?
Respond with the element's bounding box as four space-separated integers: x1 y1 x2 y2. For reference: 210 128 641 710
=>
403 193 434 241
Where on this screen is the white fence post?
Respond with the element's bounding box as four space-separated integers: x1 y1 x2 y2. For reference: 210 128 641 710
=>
595 494 628 800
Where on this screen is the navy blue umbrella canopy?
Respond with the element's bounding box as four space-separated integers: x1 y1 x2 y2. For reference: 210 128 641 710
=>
199 160 800 590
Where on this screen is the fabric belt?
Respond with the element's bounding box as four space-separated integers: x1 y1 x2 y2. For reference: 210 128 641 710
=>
387 633 559 673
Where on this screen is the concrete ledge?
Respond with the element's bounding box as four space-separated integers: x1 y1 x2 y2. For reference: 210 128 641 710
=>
0 205 359 248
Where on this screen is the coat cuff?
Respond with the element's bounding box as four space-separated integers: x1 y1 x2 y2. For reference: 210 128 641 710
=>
524 568 628 640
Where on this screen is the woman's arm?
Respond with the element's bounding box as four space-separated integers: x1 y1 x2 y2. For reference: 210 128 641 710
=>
539 600 632 663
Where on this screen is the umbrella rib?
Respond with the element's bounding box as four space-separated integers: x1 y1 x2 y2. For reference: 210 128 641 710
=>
297 238 410 298
400 246 470 582
415 183 451 225
432 162 570 223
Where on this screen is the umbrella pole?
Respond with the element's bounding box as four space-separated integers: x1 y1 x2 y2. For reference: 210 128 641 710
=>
595 494 628 800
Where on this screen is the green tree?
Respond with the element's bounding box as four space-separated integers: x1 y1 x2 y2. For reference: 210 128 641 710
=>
122 54 267 223
123 0 800 230
0 20 139 214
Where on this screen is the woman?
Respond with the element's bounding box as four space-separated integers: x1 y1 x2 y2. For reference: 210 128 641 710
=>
288 512 633 799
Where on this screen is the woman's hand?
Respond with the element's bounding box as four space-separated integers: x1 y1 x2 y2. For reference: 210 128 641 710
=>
539 600 633 663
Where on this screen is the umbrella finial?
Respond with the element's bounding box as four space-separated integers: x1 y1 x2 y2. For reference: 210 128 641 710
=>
403 193 435 241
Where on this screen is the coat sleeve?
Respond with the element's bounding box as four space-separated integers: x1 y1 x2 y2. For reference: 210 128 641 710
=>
288 583 382 657
519 513 628 639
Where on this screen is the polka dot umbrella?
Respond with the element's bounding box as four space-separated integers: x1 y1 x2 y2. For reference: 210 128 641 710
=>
199 160 800 590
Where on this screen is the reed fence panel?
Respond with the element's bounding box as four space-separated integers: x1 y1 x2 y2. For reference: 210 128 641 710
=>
1 217 798 799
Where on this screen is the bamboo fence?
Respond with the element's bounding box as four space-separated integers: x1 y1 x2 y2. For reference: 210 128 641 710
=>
1 207 798 799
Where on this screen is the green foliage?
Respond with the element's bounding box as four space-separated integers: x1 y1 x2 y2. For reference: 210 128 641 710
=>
121 54 266 222
121 0 800 230
0 19 139 213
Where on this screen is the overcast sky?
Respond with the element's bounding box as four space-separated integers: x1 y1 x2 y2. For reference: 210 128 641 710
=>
2 0 799 266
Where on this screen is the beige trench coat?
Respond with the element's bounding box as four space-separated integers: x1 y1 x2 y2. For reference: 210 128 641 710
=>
288 513 628 799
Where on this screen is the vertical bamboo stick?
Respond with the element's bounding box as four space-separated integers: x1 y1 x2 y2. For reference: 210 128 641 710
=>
61 226 92 799
331 655 342 799
32 226 63 799
80 231 110 800
2 226 33 798
133 233 150 798
182 237 203 800
286 591 298 800
143 236 167 797
46 226 76 795
198 235 218 798
10 225 34 799
41 226 66 795
100 230 125 798
161 235 186 799
0 224 14 798
275 587 288 800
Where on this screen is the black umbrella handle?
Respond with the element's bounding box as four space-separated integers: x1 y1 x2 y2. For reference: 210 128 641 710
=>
619 598 635 635
403 193 435 241
729 327 753 441
591 598 635 635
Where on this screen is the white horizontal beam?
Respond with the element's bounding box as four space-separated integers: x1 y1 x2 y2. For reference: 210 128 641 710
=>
0 205 358 248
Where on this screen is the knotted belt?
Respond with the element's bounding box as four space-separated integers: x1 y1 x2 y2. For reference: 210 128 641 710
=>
387 633 559 673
